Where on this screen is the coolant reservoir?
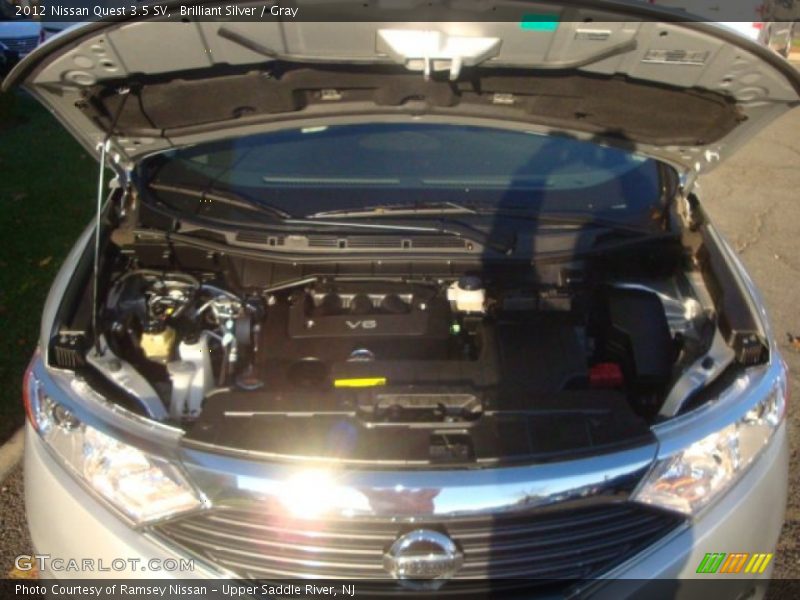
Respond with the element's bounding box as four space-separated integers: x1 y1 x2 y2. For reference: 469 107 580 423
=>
169 334 214 419
447 276 485 313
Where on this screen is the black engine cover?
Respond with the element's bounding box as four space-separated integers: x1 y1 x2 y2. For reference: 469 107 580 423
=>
289 292 447 339
267 285 452 362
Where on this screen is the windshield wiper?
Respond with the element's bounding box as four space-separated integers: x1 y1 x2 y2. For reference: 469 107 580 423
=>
148 186 512 254
310 204 660 237
474 208 663 237
148 182 291 220
309 202 476 219
305 203 518 252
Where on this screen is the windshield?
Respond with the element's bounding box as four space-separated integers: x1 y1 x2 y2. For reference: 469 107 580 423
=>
143 123 664 222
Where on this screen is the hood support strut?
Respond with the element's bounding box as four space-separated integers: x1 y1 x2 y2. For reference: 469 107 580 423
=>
91 90 131 354
92 141 108 355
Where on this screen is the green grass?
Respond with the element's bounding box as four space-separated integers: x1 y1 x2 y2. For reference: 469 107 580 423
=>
0 91 96 443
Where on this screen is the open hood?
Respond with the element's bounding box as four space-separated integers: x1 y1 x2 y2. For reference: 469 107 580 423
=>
6 0 800 179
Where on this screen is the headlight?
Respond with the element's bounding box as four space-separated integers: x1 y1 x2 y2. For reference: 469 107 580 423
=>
634 372 787 516
24 361 203 524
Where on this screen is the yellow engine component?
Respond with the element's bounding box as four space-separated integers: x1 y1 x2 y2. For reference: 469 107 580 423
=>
140 327 176 363
334 377 387 389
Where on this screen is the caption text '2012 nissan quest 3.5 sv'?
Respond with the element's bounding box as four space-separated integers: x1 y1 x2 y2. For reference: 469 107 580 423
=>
4 2 799 598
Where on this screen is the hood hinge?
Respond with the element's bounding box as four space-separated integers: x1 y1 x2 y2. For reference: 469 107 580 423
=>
677 191 704 232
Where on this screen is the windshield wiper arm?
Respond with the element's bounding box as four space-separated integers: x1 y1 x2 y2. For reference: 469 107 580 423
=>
304 203 517 251
313 204 662 237
147 187 512 254
148 182 291 220
308 202 476 219
479 208 662 236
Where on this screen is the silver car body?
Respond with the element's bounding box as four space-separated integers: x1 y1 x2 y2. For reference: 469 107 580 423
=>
23 220 789 595
10 1 799 595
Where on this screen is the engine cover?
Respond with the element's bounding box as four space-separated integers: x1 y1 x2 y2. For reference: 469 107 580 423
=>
289 289 445 339
266 284 453 362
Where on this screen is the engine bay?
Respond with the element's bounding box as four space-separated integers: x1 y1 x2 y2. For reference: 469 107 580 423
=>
52 255 724 464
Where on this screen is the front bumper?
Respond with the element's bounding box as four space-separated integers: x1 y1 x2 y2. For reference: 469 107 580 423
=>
25 416 788 596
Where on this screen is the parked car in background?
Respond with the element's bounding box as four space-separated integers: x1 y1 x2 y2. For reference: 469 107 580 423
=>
0 0 41 59
761 20 796 57
718 22 793 57
760 0 798 57
762 0 799 56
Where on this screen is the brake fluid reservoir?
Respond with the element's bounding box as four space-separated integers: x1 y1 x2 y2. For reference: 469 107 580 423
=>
447 276 485 313
140 326 176 363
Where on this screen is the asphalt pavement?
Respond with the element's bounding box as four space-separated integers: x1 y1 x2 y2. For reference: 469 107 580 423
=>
700 86 800 579
0 466 28 579
1 61 800 583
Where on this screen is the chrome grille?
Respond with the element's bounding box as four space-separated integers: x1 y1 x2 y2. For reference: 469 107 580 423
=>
0 36 38 56
154 503 683 584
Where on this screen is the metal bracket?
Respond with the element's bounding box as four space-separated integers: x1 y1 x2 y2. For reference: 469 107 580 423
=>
659 328 736 418
86 338 169 421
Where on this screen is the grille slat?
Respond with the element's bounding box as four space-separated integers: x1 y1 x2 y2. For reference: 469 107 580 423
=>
459 521 671 568
166 514 667 571
462 545 627 573
447 506 650 538
207 504 650 539
154 503 683 584
205 513 396 543
171 521 386 557
215 557 372 580
166 529 385 572
192 510 662 558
